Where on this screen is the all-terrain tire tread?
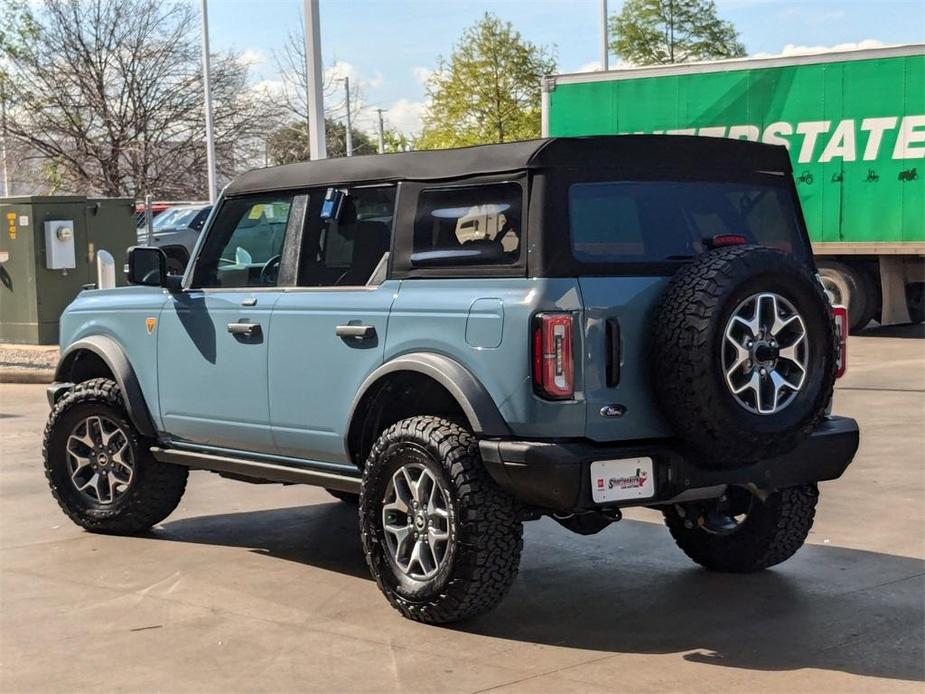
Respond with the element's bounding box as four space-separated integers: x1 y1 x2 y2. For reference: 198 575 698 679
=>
651 245 836 466
663 485 818 572
43 378 188 535
360 416 522 624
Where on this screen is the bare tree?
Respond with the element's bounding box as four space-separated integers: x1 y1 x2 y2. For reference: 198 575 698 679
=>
270 26 353 124
4 0 272 198
265 23 375 162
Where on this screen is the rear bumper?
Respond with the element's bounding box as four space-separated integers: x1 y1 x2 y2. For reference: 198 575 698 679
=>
479 416 859 513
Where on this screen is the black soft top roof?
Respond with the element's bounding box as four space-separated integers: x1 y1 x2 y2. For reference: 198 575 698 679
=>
225 135 792 196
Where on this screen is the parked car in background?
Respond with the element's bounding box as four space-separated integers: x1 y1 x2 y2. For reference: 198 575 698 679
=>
133 201 172 227
136 204 212 274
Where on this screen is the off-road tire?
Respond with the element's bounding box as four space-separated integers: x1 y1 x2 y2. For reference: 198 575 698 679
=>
326 488 359 504
651 245 836 468
43 378 188 534
360 416 522 624
663 485 818 572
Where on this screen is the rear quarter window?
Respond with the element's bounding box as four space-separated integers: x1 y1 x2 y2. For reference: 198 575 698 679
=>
569 180 807 264
412 182 523 266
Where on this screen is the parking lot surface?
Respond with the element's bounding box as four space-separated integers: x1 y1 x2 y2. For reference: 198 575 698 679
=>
1 327 923 693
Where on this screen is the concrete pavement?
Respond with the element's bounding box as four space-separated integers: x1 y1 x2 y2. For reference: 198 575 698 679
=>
1 326 922 692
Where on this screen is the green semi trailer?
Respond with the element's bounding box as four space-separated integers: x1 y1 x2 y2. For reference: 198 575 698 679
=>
543 44 925 330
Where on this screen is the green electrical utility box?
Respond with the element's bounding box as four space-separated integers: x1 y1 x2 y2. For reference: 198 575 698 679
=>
0 196 136 345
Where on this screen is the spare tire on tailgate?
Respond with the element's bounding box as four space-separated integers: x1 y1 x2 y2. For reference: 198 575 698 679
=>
651 245 836 469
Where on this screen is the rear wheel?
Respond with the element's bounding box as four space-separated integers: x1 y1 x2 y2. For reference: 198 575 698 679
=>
43 378 188 534
360 416 522 623
663 485 818 572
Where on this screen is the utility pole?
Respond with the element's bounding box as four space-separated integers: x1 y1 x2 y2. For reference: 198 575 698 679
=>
600 0 609 71
304 0 326 160
342 77 353 157
199 0 217 202
376 108 385 154
0 84 9 197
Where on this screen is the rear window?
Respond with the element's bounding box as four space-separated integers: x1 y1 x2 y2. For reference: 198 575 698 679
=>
569 180 806 264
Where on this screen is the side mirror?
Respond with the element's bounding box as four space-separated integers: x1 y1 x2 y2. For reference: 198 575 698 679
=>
127 246 174 288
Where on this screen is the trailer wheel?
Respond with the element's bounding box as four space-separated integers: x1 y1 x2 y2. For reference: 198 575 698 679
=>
906 283 924 324
817 259 878 332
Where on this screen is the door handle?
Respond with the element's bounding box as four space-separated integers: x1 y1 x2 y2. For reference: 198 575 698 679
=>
227 321 261 337
336 324 376 339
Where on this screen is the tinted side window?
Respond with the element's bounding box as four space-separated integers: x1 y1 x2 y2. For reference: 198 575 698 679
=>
412 183 522 266
193 195 293 288
299 185 395 287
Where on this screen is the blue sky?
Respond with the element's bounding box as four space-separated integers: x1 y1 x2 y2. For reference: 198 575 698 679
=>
206 0 925 135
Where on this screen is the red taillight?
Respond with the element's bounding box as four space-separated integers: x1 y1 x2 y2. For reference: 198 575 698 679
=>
709 234 748 248
832 304 848 378
532 313 574 399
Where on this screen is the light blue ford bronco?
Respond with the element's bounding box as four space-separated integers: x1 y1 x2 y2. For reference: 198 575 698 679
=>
44 136 859 623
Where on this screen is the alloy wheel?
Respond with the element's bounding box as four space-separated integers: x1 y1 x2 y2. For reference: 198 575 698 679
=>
381 462 452 581
722 292 809 415
65 415 134 504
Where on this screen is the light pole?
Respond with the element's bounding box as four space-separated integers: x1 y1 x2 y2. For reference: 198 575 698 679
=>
376 108 385 154
304 0 326 159
199 0 217 202
600 0 609 71
341 77 353 157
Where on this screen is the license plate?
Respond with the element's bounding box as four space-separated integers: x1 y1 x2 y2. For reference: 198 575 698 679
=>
590 457 655 503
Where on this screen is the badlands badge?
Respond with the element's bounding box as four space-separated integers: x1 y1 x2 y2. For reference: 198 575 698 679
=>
590 457 655 503
145 317 157 335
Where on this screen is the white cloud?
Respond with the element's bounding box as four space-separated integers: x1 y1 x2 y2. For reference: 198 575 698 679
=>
236 48 266 67
253 78 287 99
752 39 886 59
368 71 385 89
325 60 359 83
383 98 427 135
412 66 433 86
575 61 601 73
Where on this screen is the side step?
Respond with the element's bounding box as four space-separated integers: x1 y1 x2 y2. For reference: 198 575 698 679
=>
150 447 361 494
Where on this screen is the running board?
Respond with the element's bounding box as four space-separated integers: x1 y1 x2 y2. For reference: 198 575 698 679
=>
150 447 361 494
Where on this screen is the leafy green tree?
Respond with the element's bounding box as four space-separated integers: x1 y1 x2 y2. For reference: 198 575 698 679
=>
0 0 38 64
381 128 412 153
610 0 745 65
267 119 375 164
417 13 556 149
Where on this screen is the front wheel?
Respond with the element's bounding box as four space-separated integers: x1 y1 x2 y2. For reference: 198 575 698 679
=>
663 485 818 573
43 378 188 535
360 416 523 623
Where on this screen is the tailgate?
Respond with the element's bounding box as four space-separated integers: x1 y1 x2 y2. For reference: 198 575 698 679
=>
578 276 673 442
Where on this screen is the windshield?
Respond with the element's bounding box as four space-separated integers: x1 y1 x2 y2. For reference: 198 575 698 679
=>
568 180 806 264
152 206 210 232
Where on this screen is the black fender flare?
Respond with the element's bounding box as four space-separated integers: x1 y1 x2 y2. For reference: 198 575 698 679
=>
54 336 158 438
346 352 511 446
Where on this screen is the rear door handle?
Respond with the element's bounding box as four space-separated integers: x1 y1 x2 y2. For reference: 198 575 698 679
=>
336 324 376 339
227 321 261 337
